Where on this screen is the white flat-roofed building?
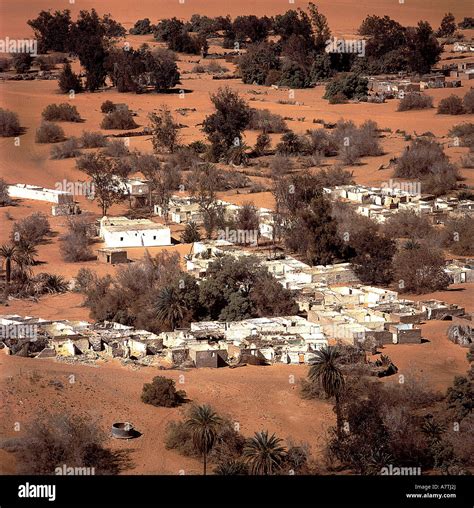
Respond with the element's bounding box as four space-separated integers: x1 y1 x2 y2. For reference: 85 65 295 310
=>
99 216 171 248
8 184 74 204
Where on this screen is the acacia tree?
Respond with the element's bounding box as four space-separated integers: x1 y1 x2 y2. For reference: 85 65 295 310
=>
202 87 251 162
76 153 125 216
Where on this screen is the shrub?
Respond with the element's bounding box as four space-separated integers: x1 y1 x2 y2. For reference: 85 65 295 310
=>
60 216 95 262
324 73 368 102
8 412 121 474
102 139 129 157
398 93 433 111
100 109 138 130
463 89 474 114
101 100 116 114
141 376 187 407
248 109 288 134
35 121 65 143
11 212 51 245
438 95 465 115
255 132 271 155
50 137 81 159
81 131 108 148
0 108 21 137
42 103 82 122
74 267 97 293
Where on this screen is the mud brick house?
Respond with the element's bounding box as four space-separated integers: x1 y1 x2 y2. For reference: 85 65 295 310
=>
387 323 422 344
188 344 228 368
418 300 465 320
97 248 128 264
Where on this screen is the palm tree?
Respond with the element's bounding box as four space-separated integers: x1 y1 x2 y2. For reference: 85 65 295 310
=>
185 404 222 475
15 241 38 268
155 286 187 330
243 430 287 475
0 243 16 298
308 345 345 439
180 221 201 244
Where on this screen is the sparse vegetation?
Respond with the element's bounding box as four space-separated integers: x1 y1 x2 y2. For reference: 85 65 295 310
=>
35 121 66 143
398 93 433 111
100 108 138 130
42 103 82 122
141 376 187 407
0 108 21 137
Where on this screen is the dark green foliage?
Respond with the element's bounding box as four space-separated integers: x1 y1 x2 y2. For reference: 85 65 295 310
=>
12 53 33 74
58 63 83 93
446 376 473 421
202 87 252 162
437 13 456 38
130 18 154 35
237 42 280 85
278 61 311 89
180 221 201 243
324 73 368 102
28 10 72 53
141 376 187 407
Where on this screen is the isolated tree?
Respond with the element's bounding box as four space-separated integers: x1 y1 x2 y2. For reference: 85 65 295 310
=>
181 221 201 243
186 405 222 475
254 133 271 156
243 431 287 475
76 153 125 216
58 63 83 93
149 106 180 153
309 346 345 439
202 87 252 162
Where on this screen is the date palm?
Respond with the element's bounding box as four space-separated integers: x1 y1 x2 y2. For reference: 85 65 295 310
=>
309 345 345 439
155 286 187 330
0 243 16 298
243 430 287 475
185 404 221 475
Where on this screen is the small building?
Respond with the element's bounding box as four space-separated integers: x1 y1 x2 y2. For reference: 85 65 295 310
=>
99 216 171 248
388 323 422 344
8 184 74 204
189 345 229 368
97 248 128 264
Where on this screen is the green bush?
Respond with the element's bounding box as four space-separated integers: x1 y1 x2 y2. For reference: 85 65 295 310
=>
141 376 187 408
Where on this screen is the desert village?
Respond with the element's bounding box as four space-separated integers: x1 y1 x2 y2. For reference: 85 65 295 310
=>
2 178 473 374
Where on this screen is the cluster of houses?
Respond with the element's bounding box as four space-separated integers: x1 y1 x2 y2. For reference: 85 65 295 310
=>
325 184 474 225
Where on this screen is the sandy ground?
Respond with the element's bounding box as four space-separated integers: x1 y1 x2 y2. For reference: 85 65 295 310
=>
0 356 333 474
